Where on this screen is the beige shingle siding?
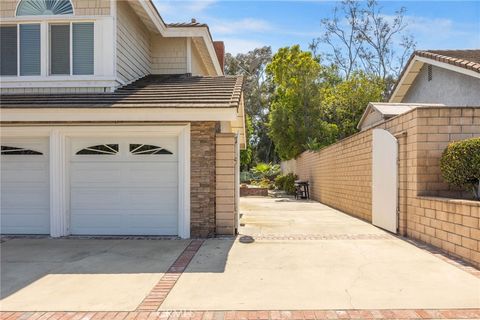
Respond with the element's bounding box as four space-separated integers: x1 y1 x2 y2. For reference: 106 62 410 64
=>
116 1 151 85
0 0 17 18
151 37 187 75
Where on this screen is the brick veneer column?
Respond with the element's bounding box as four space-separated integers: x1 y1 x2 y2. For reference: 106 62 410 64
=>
190 122 218 238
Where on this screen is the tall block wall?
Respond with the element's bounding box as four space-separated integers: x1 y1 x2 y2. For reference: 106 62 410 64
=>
290 107 480 267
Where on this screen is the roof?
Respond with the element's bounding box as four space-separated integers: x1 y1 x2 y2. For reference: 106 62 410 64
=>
415 50 480 73
0 75 244 109
167 22 208 28
357 102 445 129
389 49 480 103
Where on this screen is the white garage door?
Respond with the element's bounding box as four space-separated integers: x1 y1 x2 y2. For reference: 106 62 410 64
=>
69 137 178 235
1 139 50 234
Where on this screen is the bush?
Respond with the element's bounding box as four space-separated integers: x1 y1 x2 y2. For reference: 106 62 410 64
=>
252 177 275 190
275 173 297 194
440 137 480 200
250 162 281 181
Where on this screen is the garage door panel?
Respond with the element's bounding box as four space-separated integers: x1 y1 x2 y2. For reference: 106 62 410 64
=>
70 163 122 185
1 138 50 235
69 137 180 236
1 188 49 208
1 162 49 183
71 188 124 210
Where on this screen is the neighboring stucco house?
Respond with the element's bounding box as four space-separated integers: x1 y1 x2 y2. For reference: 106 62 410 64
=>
358 50 480 130
0 0 246 238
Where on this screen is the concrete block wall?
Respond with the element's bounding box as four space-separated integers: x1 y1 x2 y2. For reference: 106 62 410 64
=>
216 133 237 235
290 106 480 267
413 197 479 267
296 131 373 222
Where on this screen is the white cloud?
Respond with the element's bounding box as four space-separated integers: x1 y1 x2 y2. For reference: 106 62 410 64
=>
222 38 266 55
210 18 273 35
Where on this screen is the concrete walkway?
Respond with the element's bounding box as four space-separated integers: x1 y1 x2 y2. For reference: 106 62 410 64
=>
161 197 480 310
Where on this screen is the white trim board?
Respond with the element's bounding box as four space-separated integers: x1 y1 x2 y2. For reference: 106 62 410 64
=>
0 124 191 238
0 107 239 122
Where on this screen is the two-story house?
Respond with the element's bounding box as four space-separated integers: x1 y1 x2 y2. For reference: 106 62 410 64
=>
0 0 246 239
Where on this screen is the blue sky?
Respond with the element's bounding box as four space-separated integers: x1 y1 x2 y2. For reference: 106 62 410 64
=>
154 1 480 54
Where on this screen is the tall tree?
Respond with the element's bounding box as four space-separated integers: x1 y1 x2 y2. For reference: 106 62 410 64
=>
267 46 338 160
225 47 276 166
321 72 385 139
311 0 415 87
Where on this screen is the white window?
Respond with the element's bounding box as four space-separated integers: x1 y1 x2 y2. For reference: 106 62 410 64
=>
49 22 94 75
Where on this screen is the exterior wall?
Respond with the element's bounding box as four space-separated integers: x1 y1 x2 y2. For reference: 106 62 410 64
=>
72 0 110 16
216 133 237 235
280 159 296 174
116 1 151 85
192 45 208 76
295 131 373 222
0 0 110 17
360 109 384 130
151 37 187 75
413 197 479 267
288 107 480 267
402 65 480 106
190 122 218 238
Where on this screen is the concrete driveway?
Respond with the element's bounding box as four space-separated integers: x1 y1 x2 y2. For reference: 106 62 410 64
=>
161 197 480 310
1 197 479 313
1 239 189 311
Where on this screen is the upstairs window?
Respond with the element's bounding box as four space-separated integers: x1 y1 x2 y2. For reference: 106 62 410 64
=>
20 24 41 76
16 0 74 16
49 23 94 75
0 26 17 76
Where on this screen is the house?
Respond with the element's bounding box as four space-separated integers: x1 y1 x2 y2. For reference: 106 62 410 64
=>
0 0 246 239
358 49 480 130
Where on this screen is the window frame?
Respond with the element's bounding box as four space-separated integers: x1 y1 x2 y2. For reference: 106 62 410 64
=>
0 19 95 77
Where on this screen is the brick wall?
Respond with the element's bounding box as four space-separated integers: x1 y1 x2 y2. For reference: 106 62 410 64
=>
290 106 480 267
190 122 218 238
216 133 237 235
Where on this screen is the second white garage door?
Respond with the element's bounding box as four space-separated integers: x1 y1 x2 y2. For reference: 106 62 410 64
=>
69 137 178 235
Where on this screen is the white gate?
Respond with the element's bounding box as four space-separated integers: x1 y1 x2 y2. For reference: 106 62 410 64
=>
372 129 398 233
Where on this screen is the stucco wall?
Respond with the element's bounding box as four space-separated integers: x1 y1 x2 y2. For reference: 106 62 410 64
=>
402 65 480 106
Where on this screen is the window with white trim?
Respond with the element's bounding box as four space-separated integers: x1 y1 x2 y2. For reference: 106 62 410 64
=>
49 22 94 75
16 0 74 16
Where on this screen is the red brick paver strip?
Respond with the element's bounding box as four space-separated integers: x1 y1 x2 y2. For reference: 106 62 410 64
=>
3 310 480 320
136 240 204 311
242 234 393 241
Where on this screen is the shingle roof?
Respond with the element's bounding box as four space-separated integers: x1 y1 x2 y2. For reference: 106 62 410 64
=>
415 49 480 73
0 74 244 109
167 22 208 28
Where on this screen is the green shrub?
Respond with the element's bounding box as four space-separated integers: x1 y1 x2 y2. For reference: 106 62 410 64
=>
440 137 480 200
250 162 281 181
252 177 274 189
275 173 297 194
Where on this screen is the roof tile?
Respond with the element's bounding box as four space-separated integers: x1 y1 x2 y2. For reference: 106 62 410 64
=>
0 74 244 109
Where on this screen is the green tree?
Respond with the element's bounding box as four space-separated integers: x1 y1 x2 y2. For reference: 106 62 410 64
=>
267 46 338 160
321 72 385 138
225 47 276 166
240 114 253 171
